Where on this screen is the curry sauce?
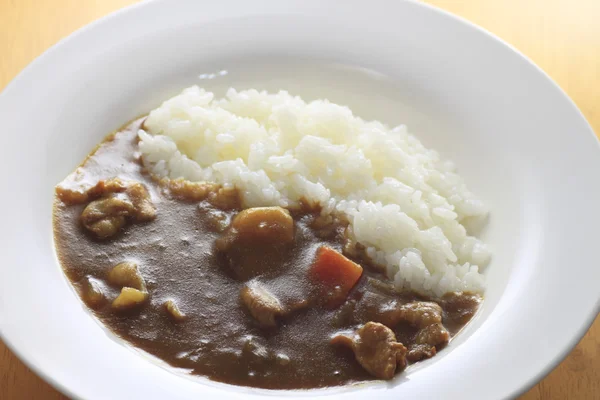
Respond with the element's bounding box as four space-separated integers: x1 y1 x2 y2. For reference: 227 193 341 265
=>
53 120 481 389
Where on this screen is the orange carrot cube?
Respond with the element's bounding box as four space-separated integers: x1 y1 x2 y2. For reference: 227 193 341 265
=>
310 246 363 306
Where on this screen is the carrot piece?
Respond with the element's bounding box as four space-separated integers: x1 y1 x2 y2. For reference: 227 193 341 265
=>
310 246 363 306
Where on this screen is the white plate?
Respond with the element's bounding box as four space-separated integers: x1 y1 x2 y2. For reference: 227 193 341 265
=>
0 1 598 399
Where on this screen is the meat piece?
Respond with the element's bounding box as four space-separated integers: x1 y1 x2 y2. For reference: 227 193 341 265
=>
55 184 90 205
356 300 443 330
242 336 271 364
406 344 437 362
81 276 106 309
231 207 294 244
275 353 291 366
166 178 216 202
87 178 128 199
397 301 443 328
79 180 156 238
80 196 135 238
89 216 125 238
111 287 148 311
331 322 407 380
107 261 146 290
240 282 284 328
407 323 449 362
85 216 126 238
415 322 450 347
164 299 186 321
126 182 157 221
56 177 127 205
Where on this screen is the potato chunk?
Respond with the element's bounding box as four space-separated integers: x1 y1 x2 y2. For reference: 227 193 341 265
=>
240 282 284 328
164 299 186 321
107 261 146 290
112 287 148 310
231 207 294 244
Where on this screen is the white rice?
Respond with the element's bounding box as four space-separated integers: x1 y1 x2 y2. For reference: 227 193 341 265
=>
138 86 490 296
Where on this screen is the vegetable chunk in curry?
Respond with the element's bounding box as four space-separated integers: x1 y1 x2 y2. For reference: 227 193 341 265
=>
53 119 481 389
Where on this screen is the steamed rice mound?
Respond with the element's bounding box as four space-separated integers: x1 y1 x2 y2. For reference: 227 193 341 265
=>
138 86 491 296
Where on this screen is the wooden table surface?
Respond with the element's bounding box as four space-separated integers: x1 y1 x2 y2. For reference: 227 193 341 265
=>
1 0 599 398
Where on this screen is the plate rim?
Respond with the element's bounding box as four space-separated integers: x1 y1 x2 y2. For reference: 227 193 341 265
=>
0 1 598 399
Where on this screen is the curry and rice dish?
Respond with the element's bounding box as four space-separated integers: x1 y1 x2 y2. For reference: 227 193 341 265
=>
53 88 489 389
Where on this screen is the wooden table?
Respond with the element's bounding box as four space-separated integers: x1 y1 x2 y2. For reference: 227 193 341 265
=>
1 0 598 398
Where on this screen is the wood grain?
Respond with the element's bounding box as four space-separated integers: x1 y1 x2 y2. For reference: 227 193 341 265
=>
0 0 598 398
